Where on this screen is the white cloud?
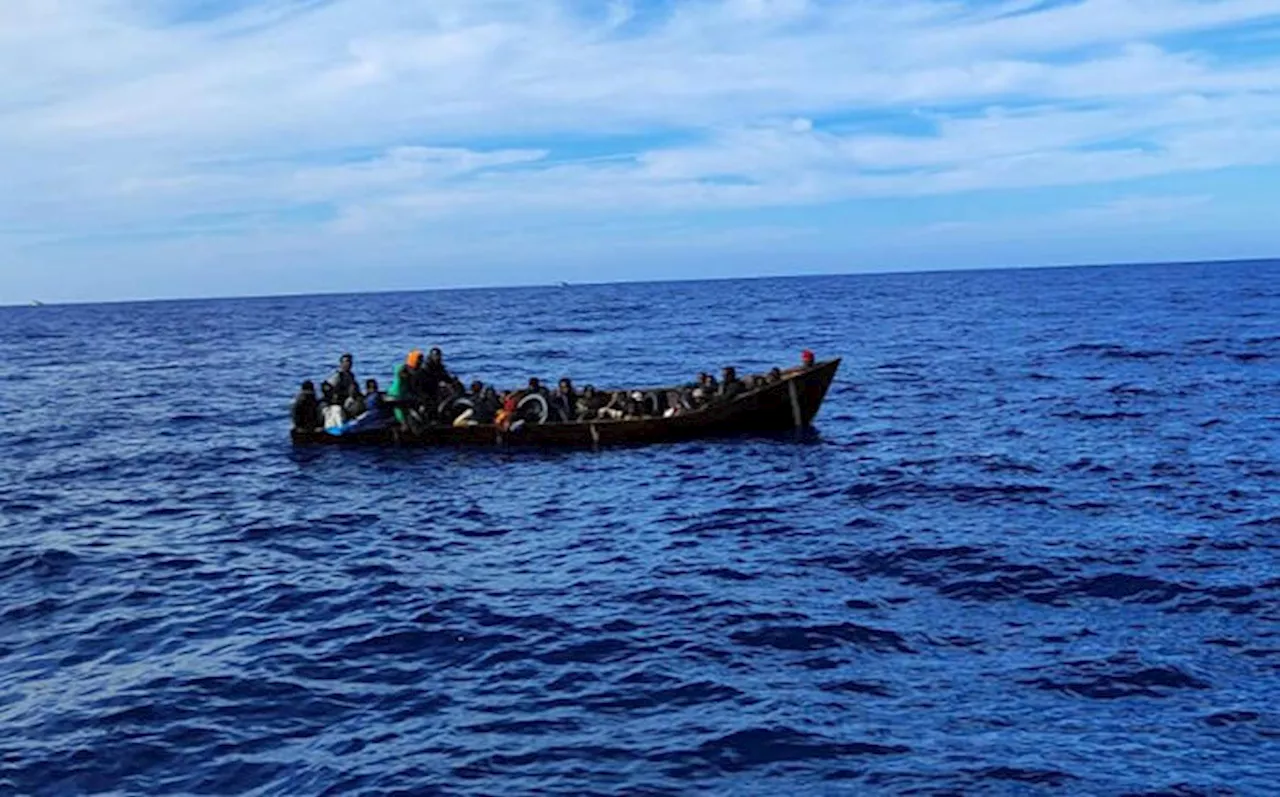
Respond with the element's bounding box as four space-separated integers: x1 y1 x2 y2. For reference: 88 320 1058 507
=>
2 0 1280 299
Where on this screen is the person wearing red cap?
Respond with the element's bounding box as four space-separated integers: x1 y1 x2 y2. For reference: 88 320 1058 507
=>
802 350 816 367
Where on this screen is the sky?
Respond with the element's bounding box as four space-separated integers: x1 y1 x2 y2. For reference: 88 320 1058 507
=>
2 0 1280 303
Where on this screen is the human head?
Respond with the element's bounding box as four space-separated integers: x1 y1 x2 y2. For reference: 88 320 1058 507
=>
321 382 334 399
339 353 353 373
722 366 737 382
558 377 573 394
365 378 378 393
769 367 782 382
583 385 596 398
300 380 315 394
406 349 424 369
428 347 443 363
470 380 484 395
801 349 815 367
528 377 541 393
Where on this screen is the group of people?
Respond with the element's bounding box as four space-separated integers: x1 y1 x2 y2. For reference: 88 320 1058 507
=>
292 348 813 434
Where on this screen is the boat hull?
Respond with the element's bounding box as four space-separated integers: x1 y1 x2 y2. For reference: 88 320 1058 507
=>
291 358 840 449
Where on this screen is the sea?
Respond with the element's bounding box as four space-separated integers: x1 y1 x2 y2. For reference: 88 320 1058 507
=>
1 261 1278 796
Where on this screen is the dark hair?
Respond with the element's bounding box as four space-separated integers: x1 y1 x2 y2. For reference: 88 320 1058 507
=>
365 378 378 391
301 380 314 391
340 353 353 362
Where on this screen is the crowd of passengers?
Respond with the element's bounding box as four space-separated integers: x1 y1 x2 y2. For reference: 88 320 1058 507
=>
292 347 814 433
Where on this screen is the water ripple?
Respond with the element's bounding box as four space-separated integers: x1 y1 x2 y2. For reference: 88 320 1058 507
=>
2 263 1279 794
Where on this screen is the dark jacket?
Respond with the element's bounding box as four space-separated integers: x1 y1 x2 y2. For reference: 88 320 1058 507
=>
291 391 320 430
326 369 358 399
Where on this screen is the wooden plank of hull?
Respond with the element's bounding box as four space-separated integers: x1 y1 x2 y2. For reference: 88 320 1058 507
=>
291 358 840 449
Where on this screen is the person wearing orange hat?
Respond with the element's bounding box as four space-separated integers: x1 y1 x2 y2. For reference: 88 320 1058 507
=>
388 349 427 428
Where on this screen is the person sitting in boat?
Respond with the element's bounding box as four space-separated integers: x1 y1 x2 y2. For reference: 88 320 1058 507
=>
341 382 364 421
495 392 526 431
524 377 548 398
624 391 648 419
551 378 578 422
716 366 745 401
767 367 783 384
596 391 627 420
575 385 602 420
291 381 321 431
327 378 394 435
319 381 346 429
325 353 358 402
472 386 500 424
663 389 688 417
362 378 384 413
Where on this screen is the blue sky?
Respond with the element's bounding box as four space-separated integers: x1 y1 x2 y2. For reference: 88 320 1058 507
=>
2 0 1280 302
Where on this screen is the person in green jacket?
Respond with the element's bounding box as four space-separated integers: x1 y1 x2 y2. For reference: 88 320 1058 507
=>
387 349 426 428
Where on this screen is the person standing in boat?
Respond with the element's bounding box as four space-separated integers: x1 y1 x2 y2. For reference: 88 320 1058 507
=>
326 353 359 400
389 350 430 429
423 348 451 398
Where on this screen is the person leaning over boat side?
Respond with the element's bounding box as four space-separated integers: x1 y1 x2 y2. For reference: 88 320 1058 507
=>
291 381 321 431
325 353 358 400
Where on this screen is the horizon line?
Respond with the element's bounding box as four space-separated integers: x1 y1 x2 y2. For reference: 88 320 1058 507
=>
3 255 1277 309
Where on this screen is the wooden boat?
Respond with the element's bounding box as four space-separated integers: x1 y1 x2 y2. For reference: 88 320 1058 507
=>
291 358 840 449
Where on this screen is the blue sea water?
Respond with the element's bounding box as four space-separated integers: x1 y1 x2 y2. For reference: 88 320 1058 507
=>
1 261 1278 796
